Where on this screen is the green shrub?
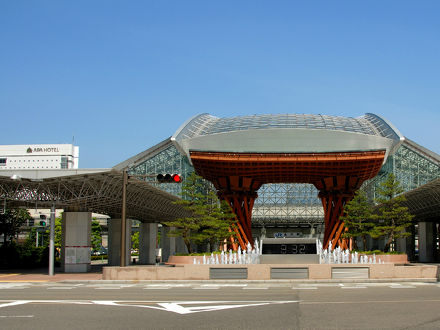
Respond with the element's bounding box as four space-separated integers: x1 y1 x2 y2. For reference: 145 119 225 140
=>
175 251 225 256
353 250 406 255
91 255 108 261
0 242 49 269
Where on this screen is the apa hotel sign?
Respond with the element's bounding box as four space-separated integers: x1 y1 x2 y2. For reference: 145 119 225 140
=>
26 146 60 153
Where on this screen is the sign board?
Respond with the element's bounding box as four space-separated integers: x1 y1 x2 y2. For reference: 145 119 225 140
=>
261 238 318 255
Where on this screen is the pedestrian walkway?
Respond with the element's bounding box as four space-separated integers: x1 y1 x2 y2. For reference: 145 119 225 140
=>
0 265 103 282
0 263 439 283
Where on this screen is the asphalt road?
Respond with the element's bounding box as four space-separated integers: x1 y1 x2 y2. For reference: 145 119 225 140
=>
1 282 440 329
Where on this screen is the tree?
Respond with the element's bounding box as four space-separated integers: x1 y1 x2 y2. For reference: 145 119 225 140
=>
91 219 103 250
25 215 62 248
207 199 237 251
54 216 62 248
370 173 414 252
196 191 237 252
0 208 32 244
163 172 208 253
163 172 237 254
131 231 139 250
341 190 375 251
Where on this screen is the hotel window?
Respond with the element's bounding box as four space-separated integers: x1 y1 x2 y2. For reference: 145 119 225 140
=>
61 156 68 169
0 158 6 166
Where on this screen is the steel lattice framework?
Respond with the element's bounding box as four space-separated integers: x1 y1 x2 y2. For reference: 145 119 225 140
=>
401 178 440 221
0 170 187 222
363 139 440 200
127 143 193 196
253 183 324 225
117 142 326 227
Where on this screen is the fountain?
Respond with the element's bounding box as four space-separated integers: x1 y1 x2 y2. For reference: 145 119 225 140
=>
317 240 383 264
197 238 262 265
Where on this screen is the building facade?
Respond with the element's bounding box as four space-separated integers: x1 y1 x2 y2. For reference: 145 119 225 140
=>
0 144 79 170
114 113 440 249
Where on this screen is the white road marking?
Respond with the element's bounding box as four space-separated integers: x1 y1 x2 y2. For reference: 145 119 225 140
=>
143 287 170 290
0 300 298 315
389 285 416 289
301 299 440 305
199 284 247 287
0 283 30 289
341 286 367 289
242 287 268 290
0 315 34 318
47 287 75 290
292 287 318 290
155 302 280 314
0 301 31 308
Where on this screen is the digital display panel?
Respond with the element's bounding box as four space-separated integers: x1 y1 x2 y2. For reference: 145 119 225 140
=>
262 243 317 254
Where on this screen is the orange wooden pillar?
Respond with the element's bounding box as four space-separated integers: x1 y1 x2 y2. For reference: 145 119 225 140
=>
315 176 362 250
215 176 262 251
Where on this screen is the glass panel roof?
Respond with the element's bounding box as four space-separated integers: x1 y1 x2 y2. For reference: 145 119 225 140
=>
174 113 402 142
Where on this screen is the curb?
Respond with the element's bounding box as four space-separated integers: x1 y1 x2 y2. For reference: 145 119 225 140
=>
58 278 439 285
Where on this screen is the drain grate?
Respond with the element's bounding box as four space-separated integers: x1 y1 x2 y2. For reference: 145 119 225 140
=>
332 267 369 279
209 268 248 279
271 267 309 279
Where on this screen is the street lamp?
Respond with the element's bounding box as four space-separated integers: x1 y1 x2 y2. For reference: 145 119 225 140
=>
120 171 128 267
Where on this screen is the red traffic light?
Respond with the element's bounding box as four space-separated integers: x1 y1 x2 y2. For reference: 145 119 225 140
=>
172 174 182 183
156 173 182 183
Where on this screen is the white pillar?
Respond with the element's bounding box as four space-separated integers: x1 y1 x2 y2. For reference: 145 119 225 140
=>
396 235 407 253
418 221 435 263
108 218 132 266
139 223 158 265
160 226 176 263
48 205 55 276
61 212 91 273
176 236 186 254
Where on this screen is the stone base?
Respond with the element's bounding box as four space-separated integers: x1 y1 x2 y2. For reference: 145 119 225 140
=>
64 263 91 273
260 255 319 264
103 263 437 281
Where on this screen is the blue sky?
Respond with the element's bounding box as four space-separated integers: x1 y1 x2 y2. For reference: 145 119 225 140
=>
1 1 439 168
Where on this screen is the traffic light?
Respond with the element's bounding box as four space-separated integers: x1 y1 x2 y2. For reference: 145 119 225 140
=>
156 173 182 183
39 215 46 226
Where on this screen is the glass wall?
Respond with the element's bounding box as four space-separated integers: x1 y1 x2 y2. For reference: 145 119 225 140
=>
253 183 323 226
128 141 324 227
128 143 193 196
363 141 440 200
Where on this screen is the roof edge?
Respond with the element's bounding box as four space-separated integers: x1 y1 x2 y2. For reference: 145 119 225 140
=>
403 138 440 165
112 138 172 171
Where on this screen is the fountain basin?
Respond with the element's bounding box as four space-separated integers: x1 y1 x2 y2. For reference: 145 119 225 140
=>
103 263 437 281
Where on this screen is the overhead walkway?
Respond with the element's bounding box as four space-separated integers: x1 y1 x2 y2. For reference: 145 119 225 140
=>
401 178 440 263
0 169 188 272
403 178 440 222
0 169 185 221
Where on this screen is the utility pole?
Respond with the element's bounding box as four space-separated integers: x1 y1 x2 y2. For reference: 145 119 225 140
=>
120 170 128 267
49 204 55 276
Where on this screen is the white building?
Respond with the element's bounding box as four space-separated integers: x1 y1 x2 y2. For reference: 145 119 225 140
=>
0 144 79 170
